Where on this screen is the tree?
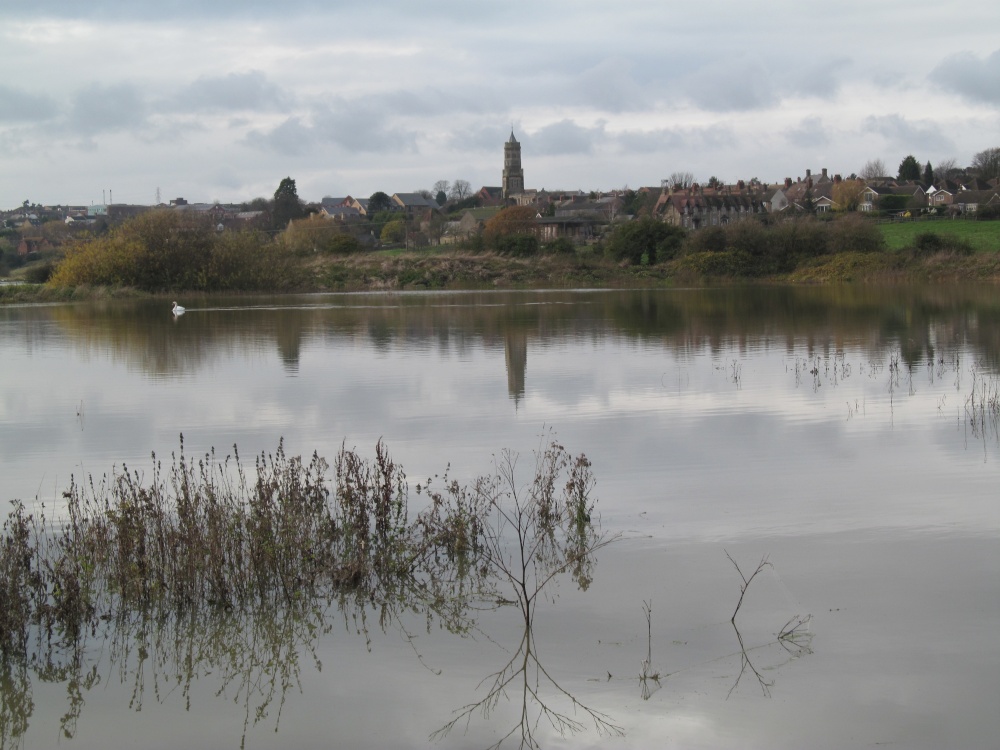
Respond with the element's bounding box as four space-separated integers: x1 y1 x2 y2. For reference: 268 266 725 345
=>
897 155 921 182
435 190 447 206
367 191 392 215
482 205 537 246
971 147 1000 181
281 214 357 254
271 177 305 229
664 172 694 190
860 159 887 181
449 179 472 201
432 180 450 199
380 219 406 244
923 162 934 188
605 218 685 265
832 179 866 212
934 157 959 178
273 177 305 230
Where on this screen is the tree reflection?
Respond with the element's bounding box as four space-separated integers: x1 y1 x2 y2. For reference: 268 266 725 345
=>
428 443 623 748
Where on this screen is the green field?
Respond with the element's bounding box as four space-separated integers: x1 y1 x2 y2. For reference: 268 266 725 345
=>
879 219 1000 253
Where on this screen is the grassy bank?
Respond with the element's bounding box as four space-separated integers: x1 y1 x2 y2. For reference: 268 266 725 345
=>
4 213 1000 302
879 218 1000 253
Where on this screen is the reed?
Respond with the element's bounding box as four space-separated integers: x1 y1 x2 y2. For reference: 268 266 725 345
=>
0 435 602 663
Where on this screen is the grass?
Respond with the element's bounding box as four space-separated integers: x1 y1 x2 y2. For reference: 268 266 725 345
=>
879 218 1000 253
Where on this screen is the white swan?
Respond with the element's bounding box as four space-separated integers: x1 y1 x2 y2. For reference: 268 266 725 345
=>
172 301 186 316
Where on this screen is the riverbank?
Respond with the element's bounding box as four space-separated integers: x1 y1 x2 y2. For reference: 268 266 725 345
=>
3 233 1000 304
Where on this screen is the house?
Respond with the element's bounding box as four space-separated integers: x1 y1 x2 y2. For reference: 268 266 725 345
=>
441 210 484 244
860 184 927 213
320 205 363 222
391 193 439 216
656 185 768 229
777 169 836 213
476 186 504 206
17 237 50 256
346 197 371 216
951 189 1000 215
536 216 599 244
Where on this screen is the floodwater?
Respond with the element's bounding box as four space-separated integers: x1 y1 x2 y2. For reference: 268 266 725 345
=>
1 286 998 749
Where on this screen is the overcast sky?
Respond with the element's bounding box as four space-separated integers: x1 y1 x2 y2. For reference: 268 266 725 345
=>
2 1 999 208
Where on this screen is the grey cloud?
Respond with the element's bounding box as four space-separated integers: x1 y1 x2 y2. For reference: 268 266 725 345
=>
682 56 779 111
613 124 737 155
244 117 316 157
574 58 645 112
0 86 58 122
529 120 603 156
69 83 147 136
446 123 513 153
310 100 419 153
169 71 291 114
930 49 1000 106
787 59 848 99
786 117 830 149
863 114 954 153
243 98 420 156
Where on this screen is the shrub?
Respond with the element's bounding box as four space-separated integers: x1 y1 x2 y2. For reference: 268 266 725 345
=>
682 226 726 254
49 212 305 292
22 260 56 284
676 249 755 277
494 234 539 257
605 218 685 265
49 211 213 290
380 219 406 244
542 237 577 255
326 234 362 255
912 231 974 257
976 204 1000 221
827 215 886 254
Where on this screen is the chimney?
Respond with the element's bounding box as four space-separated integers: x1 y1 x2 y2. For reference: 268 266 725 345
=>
806 169 812 179
785 177 793 188
822 168 828 179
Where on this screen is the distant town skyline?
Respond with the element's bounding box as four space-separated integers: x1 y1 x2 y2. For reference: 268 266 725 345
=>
2 1 998 208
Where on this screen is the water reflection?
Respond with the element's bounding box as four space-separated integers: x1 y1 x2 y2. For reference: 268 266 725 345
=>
4 287 999 392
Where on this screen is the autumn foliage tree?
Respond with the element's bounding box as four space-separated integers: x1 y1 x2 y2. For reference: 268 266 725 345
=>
482 205 539 255
48 210 304 291
281 214 361 255
832 179 867 212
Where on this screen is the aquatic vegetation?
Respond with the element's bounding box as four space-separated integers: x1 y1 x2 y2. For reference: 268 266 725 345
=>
0 435 612 746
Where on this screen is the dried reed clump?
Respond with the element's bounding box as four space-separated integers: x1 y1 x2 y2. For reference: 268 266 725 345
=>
0 435 603 659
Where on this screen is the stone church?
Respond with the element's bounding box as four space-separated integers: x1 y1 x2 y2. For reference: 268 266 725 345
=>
502 130 524 199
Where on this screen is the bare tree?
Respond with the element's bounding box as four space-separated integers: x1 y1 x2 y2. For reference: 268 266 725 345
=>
449 179 472 201
859 159 887 181
432 179 450 196
663 172 694 189
970 147 1000 181
934 157 959 178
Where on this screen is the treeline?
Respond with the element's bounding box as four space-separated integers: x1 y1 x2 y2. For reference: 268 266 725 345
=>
49 211 312 291
43 207 991 293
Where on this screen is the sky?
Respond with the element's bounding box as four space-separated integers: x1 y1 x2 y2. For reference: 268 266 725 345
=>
2 1 999 209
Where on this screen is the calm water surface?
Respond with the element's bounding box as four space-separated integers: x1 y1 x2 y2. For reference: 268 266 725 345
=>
1 287 998 749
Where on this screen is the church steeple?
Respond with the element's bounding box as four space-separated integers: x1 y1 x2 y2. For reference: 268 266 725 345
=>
502 130 524 200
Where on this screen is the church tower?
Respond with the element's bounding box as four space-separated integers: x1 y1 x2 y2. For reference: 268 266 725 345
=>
502 130 524 200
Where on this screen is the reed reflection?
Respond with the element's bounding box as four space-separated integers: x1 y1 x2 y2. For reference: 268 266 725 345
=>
0 435 620 749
